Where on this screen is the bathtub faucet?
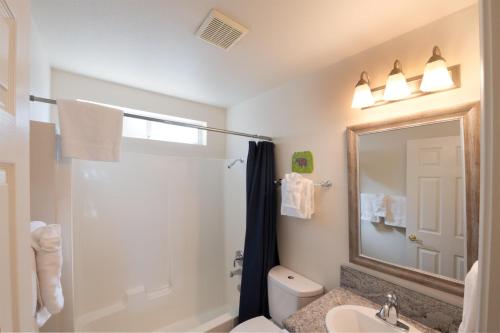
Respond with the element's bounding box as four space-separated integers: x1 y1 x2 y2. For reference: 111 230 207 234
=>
230 268 242 278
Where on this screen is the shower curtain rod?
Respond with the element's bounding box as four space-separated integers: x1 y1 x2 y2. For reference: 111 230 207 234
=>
29 95 273 142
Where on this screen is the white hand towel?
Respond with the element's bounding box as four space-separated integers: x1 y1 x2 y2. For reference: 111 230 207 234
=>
459 261 479 333
384 195 407 227
281 173 315 219
57 99 123 161
281 173 303 210
31 221 64 315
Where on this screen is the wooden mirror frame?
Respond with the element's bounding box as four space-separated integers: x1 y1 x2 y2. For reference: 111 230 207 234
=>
347 103 480 296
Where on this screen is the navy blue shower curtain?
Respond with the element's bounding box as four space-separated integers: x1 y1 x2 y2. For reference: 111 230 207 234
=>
238 141 280 323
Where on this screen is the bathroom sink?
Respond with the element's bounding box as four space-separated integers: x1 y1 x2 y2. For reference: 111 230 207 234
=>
325 305 421 333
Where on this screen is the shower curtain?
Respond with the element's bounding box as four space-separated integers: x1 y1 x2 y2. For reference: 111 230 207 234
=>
238 141 280 323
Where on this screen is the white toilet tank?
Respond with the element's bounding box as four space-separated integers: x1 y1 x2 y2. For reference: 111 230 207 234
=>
267 266 324 326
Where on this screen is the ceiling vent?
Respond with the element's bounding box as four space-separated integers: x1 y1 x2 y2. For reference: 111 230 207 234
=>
196 9 248 50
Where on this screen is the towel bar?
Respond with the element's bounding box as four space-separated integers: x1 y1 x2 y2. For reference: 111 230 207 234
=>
274 178 332 188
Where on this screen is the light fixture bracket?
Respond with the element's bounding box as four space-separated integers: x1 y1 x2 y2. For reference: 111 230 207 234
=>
427 46 446 63
389 59 404 76
355 71 370 87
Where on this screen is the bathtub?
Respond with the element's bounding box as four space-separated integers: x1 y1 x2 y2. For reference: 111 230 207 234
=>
155 307 238 333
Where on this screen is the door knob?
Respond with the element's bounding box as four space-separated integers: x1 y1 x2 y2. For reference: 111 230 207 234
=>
408 234 419 242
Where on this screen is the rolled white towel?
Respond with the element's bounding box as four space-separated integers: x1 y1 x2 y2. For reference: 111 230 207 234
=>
31 221 64 315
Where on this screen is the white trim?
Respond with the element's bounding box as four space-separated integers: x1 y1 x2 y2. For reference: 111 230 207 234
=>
478 1 500 332
0 168 13 331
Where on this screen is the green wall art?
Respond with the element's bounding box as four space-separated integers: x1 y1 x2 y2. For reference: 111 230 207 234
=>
292 151 314 173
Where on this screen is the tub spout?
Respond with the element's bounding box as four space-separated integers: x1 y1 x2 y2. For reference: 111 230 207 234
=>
230 268 242 278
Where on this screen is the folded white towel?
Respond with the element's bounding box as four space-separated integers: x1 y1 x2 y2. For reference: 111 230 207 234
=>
459 261 479 333
57 99 123 161
384 195 407 228
281 173 315 219
360 193 385 223
31 221 64 316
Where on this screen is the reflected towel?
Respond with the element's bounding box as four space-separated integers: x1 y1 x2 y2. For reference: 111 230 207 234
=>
384 195 407 227
57 99 123 161
360 193 385 223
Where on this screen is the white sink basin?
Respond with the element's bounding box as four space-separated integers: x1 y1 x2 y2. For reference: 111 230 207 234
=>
325 305 422 333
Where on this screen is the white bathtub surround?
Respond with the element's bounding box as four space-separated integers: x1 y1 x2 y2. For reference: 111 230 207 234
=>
155 307 238 332
57 99 123 161
70 153 227 331
30 221 64 327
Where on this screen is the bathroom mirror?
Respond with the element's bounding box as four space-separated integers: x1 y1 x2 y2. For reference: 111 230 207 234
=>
347 103 480 296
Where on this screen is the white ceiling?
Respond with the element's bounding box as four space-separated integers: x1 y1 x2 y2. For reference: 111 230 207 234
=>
31 0 476 107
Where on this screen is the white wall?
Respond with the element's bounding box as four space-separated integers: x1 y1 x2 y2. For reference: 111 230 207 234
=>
29 21 50 122
51 69 226 158
359 121 461 267
226 5 479 305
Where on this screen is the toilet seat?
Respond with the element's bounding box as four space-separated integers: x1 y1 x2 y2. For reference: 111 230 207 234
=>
230 316 281 332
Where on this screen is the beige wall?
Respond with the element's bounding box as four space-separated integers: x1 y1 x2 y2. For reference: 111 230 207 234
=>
51 69 227 159
226 5 479 305
29 121 57 223
29 21 51 122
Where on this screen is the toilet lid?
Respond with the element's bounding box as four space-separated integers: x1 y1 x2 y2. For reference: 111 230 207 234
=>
230 316 281 332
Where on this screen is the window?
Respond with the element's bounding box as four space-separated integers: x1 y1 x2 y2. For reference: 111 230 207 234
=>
78 99 207 145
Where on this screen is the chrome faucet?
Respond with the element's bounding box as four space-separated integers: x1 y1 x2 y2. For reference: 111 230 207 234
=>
229 268 242 278
376 292 409 331
233 250 243 267
230 250 244 278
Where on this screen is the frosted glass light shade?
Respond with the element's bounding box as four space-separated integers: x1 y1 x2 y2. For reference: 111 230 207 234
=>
383 72 410 101
420 59 454 92
352 83 375 108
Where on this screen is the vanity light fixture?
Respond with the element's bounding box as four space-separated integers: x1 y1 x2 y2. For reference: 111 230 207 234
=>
351 71 375 108
383 60 411 101
420 46 454 92
351 49 460 110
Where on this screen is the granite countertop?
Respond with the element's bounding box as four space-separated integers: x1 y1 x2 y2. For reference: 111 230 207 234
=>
283 287 438 333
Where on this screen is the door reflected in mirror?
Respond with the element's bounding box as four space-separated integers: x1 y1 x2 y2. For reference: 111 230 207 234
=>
358 120 466 281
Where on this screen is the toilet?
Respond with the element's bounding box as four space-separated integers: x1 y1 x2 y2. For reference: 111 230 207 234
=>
231 265 324 332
